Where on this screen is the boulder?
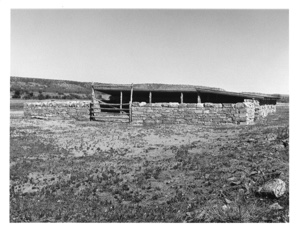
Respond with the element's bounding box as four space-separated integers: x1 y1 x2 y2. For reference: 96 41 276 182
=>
204 103 214 107
169 102 179 108
258 178 286 198
235 103 245 108
196 103 204 108
269 202 284 210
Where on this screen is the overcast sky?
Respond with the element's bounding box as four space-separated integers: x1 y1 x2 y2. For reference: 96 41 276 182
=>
11 9 288 94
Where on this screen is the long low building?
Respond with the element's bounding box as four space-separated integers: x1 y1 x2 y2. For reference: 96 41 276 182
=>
24 83 280 126
93 83 279 105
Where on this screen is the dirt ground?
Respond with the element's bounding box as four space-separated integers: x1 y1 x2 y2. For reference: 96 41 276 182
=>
10 104 289 222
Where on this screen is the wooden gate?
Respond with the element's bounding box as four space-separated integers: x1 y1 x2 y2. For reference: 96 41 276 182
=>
90 101 130 123
90 83 133 123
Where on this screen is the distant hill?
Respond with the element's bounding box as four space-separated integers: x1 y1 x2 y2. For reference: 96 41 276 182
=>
10 76 93 100
10 76 92 94
10 76 289 102
10 76 226 100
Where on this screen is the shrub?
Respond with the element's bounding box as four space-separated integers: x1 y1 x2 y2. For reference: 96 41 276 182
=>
38 93 45 100
12 90 21 99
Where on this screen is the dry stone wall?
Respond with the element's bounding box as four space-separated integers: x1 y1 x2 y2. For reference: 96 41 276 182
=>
244 99 277 121
24 101 90 121
132 100 275 126
23 99 276 125
132 101 254 126
258 105 277 117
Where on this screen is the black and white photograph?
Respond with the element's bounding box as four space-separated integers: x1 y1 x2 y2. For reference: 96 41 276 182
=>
4 1 294 226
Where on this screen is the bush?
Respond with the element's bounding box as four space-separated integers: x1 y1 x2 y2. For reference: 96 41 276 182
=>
38 93 45 100
69 93 82 99
22 92 34 100
12 90 21 99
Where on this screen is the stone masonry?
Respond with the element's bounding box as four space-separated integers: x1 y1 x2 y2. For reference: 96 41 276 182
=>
23 99 276 125
24 101 90 121
131 99 276 126
244 99 277 121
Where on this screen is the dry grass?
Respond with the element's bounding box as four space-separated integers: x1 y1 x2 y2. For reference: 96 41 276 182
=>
10 105 289 222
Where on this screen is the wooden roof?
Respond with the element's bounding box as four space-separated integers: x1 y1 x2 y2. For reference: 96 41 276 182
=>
93 83 222 93
93 83 279 100
196 87 279 100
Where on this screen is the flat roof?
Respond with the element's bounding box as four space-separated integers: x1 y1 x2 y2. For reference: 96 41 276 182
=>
196 87 280 100
94 84 194 93
93 83 224 93
93 83 280 100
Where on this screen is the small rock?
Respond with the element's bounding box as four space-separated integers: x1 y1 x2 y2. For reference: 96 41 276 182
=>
222 205 229 211
244 182 252 194
227 177 237 181
225 198 232 204
169 102 179 108
266 133 277 141
227 177 241 186
186 212 192 217
195 209 206 220
230 181 242 186
249 171 258 176
258 178 286 198
269 203 284 210
247 138 256 143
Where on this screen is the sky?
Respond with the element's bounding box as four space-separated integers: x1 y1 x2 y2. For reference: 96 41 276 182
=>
11 9 289 94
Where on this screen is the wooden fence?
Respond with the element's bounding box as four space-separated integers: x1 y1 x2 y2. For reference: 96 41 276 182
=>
90 83 133 123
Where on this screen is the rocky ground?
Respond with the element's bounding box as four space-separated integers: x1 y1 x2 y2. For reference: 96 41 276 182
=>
10 104 289 222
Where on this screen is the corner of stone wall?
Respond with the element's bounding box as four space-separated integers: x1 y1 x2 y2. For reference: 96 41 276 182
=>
244 99 277 121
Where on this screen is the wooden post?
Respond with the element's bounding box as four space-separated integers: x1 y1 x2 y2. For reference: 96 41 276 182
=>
91 82 95 121
149 92 152 104
181 92 183 104
197 93 201 103
129 84 134 123
120 91 123 110
91 82 95 103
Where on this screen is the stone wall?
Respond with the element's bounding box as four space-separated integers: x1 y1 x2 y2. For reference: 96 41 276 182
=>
244 99 277 121
131 100 275 126
24 101 91 121
258 105 277 117
131 101 255 126
23 99 276 125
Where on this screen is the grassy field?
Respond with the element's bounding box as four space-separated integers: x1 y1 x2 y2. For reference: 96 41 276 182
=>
10 104 289 222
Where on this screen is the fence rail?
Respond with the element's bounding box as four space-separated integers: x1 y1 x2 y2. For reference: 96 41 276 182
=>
91 102 130 106
90 83 133 123
90 101 131 123
93 115 129 119
90 107 130 111
93 118 129 123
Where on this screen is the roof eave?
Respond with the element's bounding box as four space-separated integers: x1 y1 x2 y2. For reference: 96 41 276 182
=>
196 88 279 100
